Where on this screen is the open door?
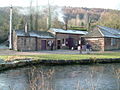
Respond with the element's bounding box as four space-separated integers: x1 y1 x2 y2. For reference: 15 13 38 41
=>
57 40 61 49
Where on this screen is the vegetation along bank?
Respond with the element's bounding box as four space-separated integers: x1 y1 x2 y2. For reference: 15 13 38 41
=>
0 52 120 71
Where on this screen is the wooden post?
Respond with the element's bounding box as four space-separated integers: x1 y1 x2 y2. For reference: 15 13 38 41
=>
9 6 13 50
79 38 82 54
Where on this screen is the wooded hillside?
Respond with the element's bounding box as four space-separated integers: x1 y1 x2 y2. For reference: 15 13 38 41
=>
62 7 120 30
0 6 120 43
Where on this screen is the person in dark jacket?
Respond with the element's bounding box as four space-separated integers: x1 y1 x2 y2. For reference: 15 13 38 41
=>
51 41 54 50
86 43 92 54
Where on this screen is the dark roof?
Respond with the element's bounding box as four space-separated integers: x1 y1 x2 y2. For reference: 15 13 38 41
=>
15 30 54 38
50 28 88 35
83 26 120 38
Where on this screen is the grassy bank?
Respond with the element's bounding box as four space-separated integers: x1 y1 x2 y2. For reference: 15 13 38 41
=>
0 52 120 61
0 52 120 71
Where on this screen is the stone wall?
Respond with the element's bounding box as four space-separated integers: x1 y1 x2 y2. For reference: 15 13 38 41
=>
56 33 69 49
13 31 17 50
104 38 120 50
17 36 37 51
85 37 104 51
13 30 55 51
37 38 55 50
56 33 81 49
17 37 55 51
85 37 120 51
117 39 120 49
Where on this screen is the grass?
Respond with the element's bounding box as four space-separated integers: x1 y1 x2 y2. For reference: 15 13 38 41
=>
0 52 120 61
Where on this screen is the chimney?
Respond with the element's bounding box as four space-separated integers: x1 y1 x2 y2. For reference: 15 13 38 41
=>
25 23 28 33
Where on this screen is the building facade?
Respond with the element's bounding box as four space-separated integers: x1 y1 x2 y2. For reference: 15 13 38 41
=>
13 28 87 51
13 26 120 51
83 26 120 51
49 28 88 50
13 30 55 51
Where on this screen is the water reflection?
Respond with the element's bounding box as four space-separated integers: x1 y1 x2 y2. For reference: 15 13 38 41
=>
0 64 120 90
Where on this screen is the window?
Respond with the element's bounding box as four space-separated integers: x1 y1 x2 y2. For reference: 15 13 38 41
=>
111 38 116 46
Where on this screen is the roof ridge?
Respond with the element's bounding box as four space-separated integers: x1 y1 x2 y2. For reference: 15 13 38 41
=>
98 25 120 34
98 28 104 37
98 26 117 36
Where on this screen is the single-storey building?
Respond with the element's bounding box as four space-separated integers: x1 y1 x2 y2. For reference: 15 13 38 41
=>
12 25 120 51
13 27 88 51
83 26 120 51
13 30 55 51
49 28 88 49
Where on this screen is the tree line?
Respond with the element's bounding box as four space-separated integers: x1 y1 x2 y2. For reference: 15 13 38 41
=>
0 6 120 43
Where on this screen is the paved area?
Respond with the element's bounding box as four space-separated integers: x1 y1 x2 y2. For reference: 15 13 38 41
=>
0 44 120 55
0 49 120 55
0 49 83 55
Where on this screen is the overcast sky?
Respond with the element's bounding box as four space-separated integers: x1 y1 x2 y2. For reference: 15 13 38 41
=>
1 0 120 10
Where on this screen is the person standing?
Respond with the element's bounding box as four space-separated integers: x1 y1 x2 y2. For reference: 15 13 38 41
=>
51 41 54 50
86 43 91 54
78 44 82 54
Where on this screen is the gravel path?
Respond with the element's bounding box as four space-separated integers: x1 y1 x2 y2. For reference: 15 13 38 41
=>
0 49 81 55
0 44 120 55
0 49 120 55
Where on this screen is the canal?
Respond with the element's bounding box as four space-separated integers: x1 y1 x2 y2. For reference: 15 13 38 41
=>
0 63 120 90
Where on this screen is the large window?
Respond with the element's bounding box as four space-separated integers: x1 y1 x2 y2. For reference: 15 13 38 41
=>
111 38 116 46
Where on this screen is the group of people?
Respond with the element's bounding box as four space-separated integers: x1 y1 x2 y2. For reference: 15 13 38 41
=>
78 43 92 54
48 41 54 50
48 40 92 53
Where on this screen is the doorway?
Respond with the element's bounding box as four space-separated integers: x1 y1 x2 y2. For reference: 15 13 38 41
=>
57 40 61 49
41 40 46 50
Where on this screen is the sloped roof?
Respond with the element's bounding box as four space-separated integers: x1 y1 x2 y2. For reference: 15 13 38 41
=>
98 26 120 35
83 26 120 38
50 28 88 35
15 30 54 38
98 26 120 38
83 28 103 37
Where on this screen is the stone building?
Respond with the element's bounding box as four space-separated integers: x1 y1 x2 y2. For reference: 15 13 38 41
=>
83 26 120 51
12 25 120 51
49 28 88 49
13 27 88 51
13 30 55 51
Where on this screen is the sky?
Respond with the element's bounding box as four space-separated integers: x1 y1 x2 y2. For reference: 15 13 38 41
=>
0 0 120 10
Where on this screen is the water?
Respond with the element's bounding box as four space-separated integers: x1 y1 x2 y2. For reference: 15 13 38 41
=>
0 64 120 90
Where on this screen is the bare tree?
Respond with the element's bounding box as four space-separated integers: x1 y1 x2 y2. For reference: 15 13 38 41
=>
85 11 91 31
47 0 51 30
35 0 39 30
30 0 33 30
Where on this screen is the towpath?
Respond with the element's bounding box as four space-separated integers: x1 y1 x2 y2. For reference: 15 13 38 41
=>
0 49 120 55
